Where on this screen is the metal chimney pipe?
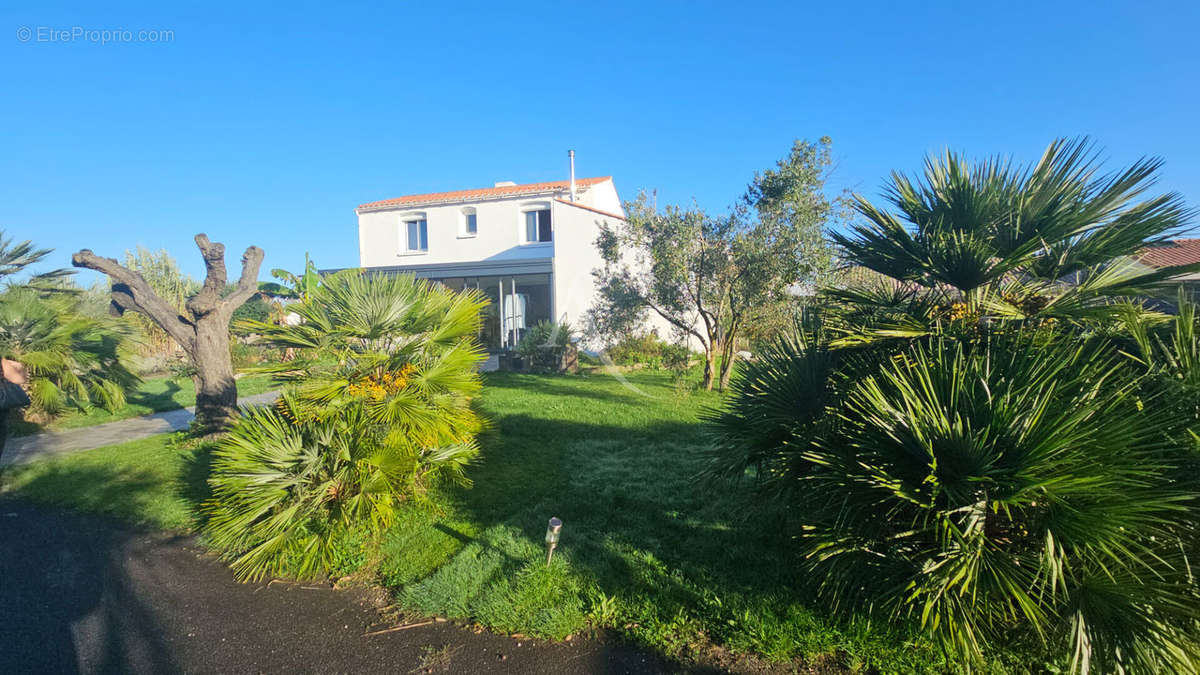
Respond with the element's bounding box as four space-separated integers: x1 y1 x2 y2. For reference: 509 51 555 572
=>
568 149 577 202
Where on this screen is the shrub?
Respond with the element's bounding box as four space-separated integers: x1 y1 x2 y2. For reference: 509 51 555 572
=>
706 332 1200 672
205 271 489 580
659 342 691 378
703 141 1200 670
605 332 690 370
0 287 140 416
515 321 574 373
229 341 271 370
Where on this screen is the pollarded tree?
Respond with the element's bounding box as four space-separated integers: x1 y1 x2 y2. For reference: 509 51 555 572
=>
73 234 264 431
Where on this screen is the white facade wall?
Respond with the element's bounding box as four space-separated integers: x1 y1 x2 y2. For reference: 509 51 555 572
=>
550 201 611 340
356 179 639 345
358 194 554 268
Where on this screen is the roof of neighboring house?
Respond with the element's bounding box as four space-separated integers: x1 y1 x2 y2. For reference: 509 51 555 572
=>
553 198 625 221
1134 239 1200 268
357 176 612 211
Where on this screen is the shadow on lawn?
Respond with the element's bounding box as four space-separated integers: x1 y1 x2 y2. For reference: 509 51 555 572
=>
481 372 664 406
127 378 185 413
1 461 179 528
453 410 804 625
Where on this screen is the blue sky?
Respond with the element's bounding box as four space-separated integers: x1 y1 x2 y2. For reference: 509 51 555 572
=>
2 1 1197 282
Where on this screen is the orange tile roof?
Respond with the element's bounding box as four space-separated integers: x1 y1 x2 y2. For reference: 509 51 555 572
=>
1134 239 1200 268
358 176 611 211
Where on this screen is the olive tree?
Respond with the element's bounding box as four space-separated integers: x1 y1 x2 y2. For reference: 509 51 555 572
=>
591 138 836 390
73 234 264 431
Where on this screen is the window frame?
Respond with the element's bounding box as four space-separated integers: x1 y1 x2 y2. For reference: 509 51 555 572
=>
519 203 553 245
459 207 478 238
400 213 429 254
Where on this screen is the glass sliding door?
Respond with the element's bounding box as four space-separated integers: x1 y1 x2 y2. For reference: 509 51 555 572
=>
423 273 551 353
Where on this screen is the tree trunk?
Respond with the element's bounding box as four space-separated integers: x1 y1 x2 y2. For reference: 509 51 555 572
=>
718 339 737 392
192 317 239 430
73 234 264 434
701 344 716 391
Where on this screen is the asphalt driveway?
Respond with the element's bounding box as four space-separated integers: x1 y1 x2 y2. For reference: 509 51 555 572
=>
0 501 684 674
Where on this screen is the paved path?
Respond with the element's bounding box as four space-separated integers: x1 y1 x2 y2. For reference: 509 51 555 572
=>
0 391 281 468
0 501 676 674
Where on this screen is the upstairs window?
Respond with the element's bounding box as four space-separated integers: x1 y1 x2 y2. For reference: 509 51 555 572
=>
461 208 478 237
404 218 428 252
523 209 552 243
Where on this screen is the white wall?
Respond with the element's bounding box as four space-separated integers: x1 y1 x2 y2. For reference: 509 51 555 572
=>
357 180 620 268
550 201 609 344
551 197 683 350
356 178 682 349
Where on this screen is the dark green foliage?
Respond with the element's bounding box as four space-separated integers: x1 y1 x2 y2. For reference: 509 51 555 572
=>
707 331 1200 671
206 271 489 581
709 139 1200 671
515 320 573 372
605 332 689 369
230 293 272 326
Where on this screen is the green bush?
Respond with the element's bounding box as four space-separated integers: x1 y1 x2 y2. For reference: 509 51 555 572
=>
704 140 1200 671
230 341 269 370
707 329 1200 672
515 320 573 373
0 287 140 415
204 271 489 581
605 332 690 370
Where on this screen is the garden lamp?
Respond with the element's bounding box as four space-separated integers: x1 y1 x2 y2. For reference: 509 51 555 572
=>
545 517 562 566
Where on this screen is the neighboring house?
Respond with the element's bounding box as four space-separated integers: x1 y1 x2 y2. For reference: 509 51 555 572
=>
355 172 630 352
1130 238 1200 299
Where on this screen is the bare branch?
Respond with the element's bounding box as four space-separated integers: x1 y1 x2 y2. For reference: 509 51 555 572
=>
187 234 229 317
220 245 266 317
71 249 194 346
643 297 708 347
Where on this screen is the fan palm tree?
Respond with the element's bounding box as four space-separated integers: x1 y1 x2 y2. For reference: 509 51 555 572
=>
830 138 1198 343
706 330 1200 672
0 232 138 421
0 287 139 416
0 231 72 288
707 141 1200 671
205 270 490 580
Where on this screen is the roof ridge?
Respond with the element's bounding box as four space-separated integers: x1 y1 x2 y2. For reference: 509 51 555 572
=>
553 198 625 221
358 176 611 211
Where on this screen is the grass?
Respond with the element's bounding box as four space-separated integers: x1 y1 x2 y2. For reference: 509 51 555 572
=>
0 433 214 530
12 373 277 436
0 370 940 672
411 644 459 673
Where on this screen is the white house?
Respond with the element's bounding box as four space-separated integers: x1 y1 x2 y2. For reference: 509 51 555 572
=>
355 168 629 352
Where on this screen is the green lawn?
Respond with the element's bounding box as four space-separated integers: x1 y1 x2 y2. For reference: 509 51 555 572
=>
0 433 213 530
0 371 938 672
12 374 277 436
